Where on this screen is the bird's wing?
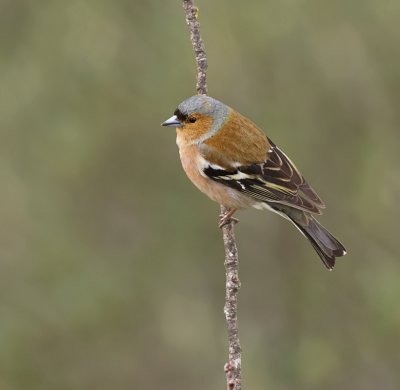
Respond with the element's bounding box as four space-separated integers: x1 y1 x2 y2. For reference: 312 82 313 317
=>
202 138 325 214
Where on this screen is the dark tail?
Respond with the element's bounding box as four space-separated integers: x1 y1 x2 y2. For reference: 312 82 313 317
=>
290 216 346 270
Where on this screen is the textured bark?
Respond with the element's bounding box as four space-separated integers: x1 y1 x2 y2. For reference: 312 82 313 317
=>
181 2 242 389
181 1 208 96
221 206 242 390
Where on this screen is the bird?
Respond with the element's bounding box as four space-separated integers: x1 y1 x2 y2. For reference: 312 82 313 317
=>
162 94 346 270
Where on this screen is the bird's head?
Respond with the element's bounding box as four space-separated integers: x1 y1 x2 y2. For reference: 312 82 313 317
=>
162 95 231 144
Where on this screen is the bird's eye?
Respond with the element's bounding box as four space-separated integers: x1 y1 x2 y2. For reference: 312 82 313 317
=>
188 116 197 123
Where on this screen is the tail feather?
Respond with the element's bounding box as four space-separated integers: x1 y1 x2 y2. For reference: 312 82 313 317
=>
290 216 346 270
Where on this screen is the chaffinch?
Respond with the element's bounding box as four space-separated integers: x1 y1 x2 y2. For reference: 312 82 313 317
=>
162 95 346 269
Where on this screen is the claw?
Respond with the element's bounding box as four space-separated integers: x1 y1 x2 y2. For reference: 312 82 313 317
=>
224 361 236 390
224 362 234 373
218 209 238 228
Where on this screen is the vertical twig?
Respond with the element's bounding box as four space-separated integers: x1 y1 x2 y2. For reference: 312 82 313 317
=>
221 205 242 390
181 0 208 95
181 1 242 389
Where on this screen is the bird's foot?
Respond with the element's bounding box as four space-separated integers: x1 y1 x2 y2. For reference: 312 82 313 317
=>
218 209 239 228
224 361 237 390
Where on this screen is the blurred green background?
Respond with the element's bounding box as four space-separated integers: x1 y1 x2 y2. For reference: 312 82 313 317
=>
1 0 399 389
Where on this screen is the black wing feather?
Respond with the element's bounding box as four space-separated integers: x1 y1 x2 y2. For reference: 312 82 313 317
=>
203 138 325 214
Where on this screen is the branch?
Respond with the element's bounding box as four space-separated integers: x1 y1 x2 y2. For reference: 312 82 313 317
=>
221 205 242 390
181 1 242 389
181 0 208 95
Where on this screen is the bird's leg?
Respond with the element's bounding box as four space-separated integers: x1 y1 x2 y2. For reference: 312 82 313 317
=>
219 208 239 228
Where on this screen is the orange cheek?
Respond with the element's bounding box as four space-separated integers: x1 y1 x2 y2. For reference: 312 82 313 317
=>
176 116 213 144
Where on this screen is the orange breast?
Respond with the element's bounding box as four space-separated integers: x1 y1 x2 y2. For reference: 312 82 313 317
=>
176 140 256 209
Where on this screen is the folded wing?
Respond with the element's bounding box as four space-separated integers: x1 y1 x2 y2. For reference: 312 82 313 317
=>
202 138 325 214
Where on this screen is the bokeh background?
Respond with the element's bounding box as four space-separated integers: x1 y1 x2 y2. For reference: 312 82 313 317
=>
1 0 400 389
